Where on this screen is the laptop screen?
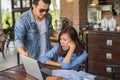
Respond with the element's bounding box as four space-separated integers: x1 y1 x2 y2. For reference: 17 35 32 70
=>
20 55 52 80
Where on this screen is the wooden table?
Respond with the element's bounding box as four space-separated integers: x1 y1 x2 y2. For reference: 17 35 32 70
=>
0 62 61 80
0 63 112 80
0 65 37 80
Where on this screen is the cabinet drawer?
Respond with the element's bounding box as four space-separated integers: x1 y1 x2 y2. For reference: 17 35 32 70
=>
88 48 120 64
87 34 120 50
88 60 120 78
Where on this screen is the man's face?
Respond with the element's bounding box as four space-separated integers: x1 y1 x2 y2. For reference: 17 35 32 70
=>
32 0 49 21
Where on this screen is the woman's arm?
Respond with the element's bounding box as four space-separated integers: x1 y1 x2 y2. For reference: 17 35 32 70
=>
40 44 61 67
62 50 88 69
40 44 59 64
45 60 61 67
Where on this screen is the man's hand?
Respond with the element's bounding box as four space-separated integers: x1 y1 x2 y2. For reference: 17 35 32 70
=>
17 47 28 57
21 51 28 56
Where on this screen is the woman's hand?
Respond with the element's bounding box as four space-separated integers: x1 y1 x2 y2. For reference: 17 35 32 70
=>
68 40 76 51
63 41 76 63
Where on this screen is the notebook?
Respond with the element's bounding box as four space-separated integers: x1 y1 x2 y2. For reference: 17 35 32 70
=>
20 55 52 80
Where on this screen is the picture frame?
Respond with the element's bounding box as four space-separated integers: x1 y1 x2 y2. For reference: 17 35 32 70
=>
87 7 102 24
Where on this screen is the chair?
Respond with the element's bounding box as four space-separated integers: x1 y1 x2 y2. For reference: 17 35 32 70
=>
4 27 14 52
4 28 20 65
0 30 6 59
78 59 88 71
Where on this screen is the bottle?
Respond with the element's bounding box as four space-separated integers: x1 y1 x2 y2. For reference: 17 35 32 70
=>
101 16 108 31
108 17 116 31
79 30 83 41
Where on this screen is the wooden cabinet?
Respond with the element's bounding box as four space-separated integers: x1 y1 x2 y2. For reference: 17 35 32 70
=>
84 30 120 79
99 0 114 5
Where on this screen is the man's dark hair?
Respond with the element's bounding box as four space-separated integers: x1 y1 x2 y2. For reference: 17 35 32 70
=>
32 0 51 6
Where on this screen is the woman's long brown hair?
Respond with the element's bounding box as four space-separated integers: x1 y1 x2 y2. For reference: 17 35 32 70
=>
58 26 84 57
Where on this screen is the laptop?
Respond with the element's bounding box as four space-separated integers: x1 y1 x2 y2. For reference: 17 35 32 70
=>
20 55 52 80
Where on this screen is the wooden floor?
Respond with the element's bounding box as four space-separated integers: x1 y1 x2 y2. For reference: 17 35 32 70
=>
0 41 18 71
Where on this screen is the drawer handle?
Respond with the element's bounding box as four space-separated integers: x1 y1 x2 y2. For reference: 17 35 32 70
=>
106 53 112 60
106 40 112 46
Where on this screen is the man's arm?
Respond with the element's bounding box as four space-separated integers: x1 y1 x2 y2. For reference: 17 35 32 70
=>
14 16 28 57
51 29 59 39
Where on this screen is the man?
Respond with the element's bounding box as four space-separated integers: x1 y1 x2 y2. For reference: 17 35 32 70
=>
14 0 58 60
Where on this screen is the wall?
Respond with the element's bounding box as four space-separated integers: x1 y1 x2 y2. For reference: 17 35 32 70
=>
60 0 73 25
60 0 88 33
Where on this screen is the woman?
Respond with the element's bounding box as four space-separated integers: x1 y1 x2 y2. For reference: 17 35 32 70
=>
40 26 87 70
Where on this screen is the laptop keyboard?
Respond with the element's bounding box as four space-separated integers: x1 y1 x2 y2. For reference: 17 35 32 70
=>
41 68 52 76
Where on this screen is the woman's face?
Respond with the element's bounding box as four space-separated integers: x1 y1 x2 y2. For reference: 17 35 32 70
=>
60 33 71 50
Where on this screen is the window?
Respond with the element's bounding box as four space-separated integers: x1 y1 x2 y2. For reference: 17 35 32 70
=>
11 0 32 25
1 0 12 29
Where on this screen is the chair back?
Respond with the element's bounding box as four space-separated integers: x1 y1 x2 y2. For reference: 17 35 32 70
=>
0 29 6 58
